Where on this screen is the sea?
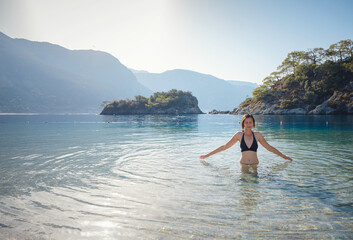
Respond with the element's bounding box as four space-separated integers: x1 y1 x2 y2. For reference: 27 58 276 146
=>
0 113 352 239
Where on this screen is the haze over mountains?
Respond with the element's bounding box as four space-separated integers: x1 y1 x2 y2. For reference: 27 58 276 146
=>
0 32 257 113
132 69 257 111
0 32 151 113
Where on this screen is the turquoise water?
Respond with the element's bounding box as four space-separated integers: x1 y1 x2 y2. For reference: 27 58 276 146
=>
0 114 352 239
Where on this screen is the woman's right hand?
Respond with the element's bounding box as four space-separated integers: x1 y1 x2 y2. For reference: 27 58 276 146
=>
200 155 207 159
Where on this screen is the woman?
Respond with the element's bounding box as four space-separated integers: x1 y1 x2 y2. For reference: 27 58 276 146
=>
200 113 293 172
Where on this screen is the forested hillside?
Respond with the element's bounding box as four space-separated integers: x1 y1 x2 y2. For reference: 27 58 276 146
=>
235 39 353 114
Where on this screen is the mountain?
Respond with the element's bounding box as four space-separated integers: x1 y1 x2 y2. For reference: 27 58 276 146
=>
129 68 150 74
133 69 258 112
0 32 152 113
227 80 258 88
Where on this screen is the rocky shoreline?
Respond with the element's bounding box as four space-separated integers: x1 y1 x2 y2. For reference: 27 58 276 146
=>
101 107 204 115
209 81 353 115
208 110 231 114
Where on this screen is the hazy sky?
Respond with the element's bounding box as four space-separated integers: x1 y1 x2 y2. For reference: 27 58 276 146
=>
1 0 353 83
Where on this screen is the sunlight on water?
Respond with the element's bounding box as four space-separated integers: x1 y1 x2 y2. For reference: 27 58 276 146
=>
0 114 352 239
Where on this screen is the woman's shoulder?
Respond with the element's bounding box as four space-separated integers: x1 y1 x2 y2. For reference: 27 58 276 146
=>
253 131 263 138
234 131 243 139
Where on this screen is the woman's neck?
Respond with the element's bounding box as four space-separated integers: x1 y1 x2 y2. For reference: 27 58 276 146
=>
243 129 252 135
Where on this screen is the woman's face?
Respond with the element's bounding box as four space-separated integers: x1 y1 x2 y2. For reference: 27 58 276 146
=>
243 118 254 129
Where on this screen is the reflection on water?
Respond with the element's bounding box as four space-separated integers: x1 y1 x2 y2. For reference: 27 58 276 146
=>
0 114 352 239
239 171 260 213
239 171 259 183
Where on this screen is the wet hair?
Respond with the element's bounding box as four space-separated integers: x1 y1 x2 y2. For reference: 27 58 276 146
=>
241 113 255 129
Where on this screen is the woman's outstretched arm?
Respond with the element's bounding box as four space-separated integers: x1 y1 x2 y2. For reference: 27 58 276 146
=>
200 132 240 159
257 132 293 161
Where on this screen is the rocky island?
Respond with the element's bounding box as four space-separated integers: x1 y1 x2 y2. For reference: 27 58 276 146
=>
100 89 204 115
212 39 353 115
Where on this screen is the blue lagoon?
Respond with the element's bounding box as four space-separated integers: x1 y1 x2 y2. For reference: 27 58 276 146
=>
0 114 352 239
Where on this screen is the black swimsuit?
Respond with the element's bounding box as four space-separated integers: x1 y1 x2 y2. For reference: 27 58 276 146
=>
240 130 258 152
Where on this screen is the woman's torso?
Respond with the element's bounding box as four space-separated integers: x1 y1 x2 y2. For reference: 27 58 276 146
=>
239 131 259 164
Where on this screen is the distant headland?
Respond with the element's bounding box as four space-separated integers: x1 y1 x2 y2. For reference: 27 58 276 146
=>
100 89 204 115
211 39 353 115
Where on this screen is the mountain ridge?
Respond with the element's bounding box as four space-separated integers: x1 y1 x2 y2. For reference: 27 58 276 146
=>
0 32 152 113
133 68 257 111
1 31 257 113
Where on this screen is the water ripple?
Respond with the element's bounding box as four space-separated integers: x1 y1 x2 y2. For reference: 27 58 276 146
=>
0 114 352 239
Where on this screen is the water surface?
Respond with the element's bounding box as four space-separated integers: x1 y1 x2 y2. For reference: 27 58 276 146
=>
0 114 352 239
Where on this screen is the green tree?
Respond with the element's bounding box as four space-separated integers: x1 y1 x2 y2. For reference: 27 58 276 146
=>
306 48 325 65
327 39 353 62
100 100 112 109
278 51 306 74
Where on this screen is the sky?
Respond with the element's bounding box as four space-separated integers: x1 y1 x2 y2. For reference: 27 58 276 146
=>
1 0 353 84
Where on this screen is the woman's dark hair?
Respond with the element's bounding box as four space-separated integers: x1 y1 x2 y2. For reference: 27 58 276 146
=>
241 113 255 129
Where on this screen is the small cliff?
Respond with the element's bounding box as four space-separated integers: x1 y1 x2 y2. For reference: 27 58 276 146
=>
232 81 353 115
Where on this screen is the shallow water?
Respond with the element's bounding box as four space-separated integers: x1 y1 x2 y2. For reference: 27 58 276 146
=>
0 114 352 239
